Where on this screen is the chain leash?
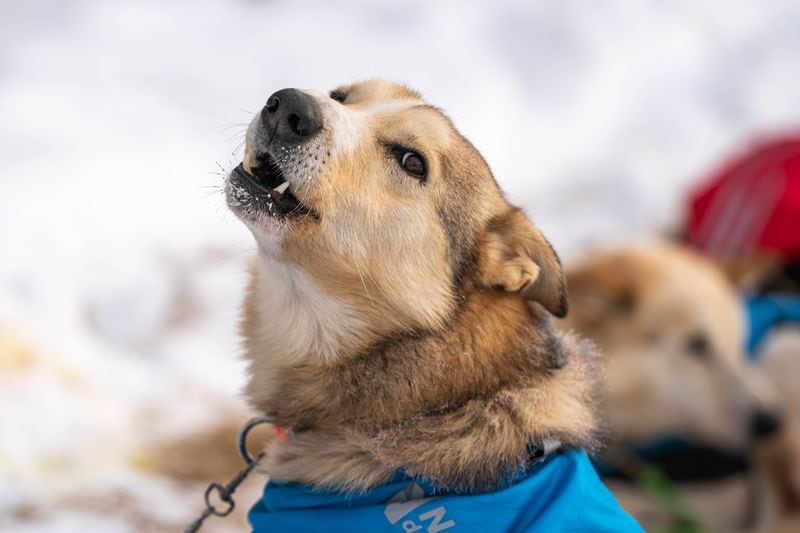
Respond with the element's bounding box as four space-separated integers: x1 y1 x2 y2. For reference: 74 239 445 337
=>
185 415 274 533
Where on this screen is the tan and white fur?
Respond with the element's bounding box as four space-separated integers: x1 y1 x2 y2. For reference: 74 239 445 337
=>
563 242 800 530
225 80 601 493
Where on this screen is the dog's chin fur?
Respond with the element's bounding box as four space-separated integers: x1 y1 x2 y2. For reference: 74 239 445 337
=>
232 80 602 494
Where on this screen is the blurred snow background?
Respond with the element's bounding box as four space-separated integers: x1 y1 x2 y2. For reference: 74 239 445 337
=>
1 0 800 530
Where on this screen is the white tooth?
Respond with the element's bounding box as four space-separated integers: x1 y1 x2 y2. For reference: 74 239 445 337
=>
274 181 290 194
243 151 258 174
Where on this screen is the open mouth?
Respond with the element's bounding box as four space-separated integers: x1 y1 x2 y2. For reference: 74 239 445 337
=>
228 154 315 221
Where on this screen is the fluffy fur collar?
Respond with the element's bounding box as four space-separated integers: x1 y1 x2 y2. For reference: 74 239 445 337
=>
245 278 602 493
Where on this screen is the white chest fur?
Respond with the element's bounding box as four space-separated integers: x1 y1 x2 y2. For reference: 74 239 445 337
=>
244 251 365 405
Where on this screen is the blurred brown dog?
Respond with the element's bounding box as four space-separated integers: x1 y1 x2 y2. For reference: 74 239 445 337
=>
563 242 800 530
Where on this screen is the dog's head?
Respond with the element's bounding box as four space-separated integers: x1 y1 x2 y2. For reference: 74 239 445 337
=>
227 80 566 364
564 243 781 451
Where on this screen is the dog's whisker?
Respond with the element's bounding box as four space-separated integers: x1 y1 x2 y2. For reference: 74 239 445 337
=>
201 185 226 198
214 161 233 179
226 129 247 143
354 262 375 306
214 122 249 133
322 170 347 202
232 140 246 158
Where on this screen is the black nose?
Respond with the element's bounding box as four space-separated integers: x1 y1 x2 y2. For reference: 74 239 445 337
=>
261 88 323 143
751 410 782 440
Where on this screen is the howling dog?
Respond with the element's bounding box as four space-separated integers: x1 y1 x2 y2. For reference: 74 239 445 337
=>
224 79 641 532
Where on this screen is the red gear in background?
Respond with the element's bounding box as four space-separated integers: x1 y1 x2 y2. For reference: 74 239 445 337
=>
687 135 800 262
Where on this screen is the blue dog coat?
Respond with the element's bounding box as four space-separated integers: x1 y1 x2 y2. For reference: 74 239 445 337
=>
249 449 643 532
745 294 800 356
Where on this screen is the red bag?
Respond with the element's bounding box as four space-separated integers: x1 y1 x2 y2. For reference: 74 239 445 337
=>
687 135 800 261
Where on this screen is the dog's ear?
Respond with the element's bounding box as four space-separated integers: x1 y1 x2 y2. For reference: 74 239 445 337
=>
478 208 567 317
565 257 638 326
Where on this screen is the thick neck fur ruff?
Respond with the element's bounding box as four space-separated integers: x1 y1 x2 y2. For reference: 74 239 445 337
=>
241 257 602 494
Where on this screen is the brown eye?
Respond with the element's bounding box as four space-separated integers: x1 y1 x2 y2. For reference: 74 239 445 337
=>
400 151 426 178
330 90 347 103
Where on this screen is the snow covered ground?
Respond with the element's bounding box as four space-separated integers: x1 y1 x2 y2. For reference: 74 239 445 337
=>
1 0 800 530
